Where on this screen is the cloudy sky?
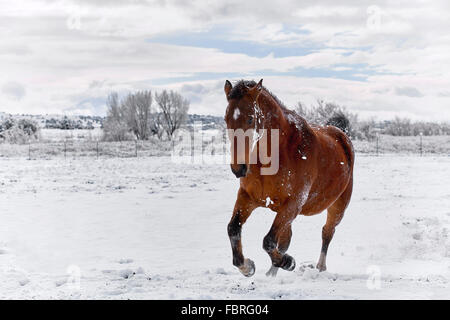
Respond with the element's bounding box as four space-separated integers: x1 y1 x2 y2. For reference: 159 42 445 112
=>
1 0 450 121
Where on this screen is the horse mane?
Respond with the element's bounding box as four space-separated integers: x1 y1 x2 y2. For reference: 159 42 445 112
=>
229 80 289 111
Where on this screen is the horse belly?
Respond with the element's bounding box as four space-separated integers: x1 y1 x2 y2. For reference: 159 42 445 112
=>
301 163 351 215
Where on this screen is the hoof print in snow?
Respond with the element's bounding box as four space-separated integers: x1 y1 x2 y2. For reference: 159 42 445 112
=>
55 278 67 287
19 278 30 286
119 269 135 279
412 232 423 240
117 258 134 264
300 268 320 280
297 262 315 274
215 268 228 275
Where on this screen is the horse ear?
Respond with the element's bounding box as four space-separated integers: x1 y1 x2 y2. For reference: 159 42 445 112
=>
248 79 263 100
255 79 263 91
224 80 232 97
249 79 263 93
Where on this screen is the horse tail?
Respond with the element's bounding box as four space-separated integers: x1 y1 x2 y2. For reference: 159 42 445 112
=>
326 111 351 137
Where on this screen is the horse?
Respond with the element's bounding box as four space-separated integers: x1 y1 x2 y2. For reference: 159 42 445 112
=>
223 79 354 277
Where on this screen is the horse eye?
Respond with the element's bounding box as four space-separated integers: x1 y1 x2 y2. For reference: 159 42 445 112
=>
247 116 254 124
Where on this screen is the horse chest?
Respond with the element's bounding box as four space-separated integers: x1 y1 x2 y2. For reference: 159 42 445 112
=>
242 175 292 209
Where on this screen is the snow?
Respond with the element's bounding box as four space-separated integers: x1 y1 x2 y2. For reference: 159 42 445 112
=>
251 101 265 152
0 155 449 299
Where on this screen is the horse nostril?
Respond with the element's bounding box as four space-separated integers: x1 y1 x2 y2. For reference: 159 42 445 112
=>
241 164 247 176
231 164 248 178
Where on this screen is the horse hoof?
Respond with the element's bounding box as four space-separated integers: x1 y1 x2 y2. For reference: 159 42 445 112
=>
238 259 255 277
265 266 279 277
281 255 296 271
316 263 327 272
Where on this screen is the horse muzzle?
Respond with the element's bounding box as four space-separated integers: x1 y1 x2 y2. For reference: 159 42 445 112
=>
231 164 248 178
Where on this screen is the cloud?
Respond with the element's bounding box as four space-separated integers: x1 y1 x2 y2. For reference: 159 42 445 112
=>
395 87 424 98
1 82 26 100
0 0 449 121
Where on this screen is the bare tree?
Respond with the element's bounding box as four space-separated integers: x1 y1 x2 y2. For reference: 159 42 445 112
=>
357 118 377 141
148 112 164 139
385 117 412 136
155 90 189 140
107 92 121 120
296 100 357 137
103 92 132 141
103 89 188 141
122 90 152 140
103 90 154 141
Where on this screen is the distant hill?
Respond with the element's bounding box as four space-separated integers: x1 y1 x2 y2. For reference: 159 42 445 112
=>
0 113 103 130
186 114 224 130
0 113 225 131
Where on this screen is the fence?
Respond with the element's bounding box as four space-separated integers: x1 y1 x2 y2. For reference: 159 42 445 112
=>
0 134 449 160
353 134 450 156
0 140 172 159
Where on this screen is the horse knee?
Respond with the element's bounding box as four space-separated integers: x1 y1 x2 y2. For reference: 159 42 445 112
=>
322 222 337 237
263 233 276 253
227 215 241 240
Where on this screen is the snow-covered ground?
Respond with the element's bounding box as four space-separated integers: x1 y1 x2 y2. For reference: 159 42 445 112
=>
0 155 449 299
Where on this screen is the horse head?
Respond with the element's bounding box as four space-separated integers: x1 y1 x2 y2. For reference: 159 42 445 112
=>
224 79 265 178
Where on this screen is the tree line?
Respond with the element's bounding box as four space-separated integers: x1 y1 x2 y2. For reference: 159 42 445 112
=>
295 100 450 141
102 89 189 141
45 116 102 130
1 90 449 145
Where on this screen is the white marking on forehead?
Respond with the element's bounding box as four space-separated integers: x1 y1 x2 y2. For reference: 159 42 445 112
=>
233 108 240 120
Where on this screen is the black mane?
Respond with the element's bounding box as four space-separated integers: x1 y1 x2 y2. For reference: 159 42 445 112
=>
228 80 257 100
229 80 288 110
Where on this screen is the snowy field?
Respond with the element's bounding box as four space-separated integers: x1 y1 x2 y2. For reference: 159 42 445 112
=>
0 155 449 299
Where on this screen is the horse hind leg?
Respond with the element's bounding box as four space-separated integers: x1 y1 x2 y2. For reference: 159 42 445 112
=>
316 209 342 272
317 177 353 272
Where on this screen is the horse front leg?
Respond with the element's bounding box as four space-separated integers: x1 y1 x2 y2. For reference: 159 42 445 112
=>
264 225 293 277
227 188 257 277
263 204 297 277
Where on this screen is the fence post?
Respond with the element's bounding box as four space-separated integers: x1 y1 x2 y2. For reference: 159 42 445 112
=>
64 140 67 160
96 140 99 159
376 133 379 156
28 140 31 160
419 132 423 156
135 139 138 157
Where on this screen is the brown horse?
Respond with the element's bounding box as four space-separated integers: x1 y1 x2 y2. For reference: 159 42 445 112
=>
224 79 354 277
